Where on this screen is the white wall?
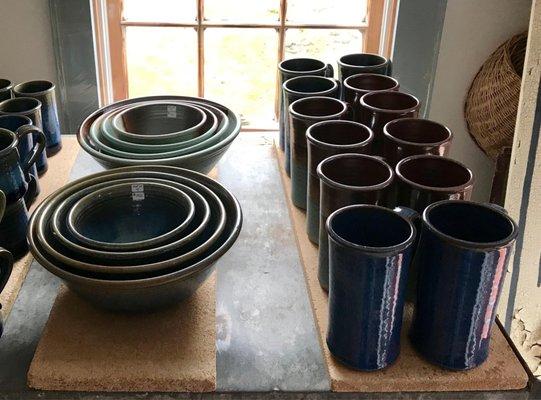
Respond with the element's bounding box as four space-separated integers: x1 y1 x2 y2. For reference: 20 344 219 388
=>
0 0 57 86
428 0 531 201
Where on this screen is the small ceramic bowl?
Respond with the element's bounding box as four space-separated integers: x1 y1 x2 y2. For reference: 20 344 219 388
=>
67 181 195 252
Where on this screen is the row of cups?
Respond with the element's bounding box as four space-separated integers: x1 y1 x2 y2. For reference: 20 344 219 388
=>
0 78 63 259
277 54 518 371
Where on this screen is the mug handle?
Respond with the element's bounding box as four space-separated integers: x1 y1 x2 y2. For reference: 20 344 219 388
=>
386 60 393 76
23 174 38 207
16 125 46 177
0 247 13 294
325 64 334 78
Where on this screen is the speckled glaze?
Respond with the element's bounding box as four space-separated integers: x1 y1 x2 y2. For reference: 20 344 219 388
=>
383 118 453 167
306 120 373 244
0 195 30 259
13 80 62 156
337 53 392 98
410 200 518 370
0 97 48 175
316 154 394 290
0 79 12 102
343 73 399 120
278 58 333 152
289 97 348 210
326 205 415 371
359 91 420 154
282 76 339 176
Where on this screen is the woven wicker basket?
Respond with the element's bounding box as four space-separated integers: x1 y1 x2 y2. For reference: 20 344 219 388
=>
464 32 527 160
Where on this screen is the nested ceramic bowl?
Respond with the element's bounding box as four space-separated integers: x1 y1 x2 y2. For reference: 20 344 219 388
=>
28 166 243 312
78 96 241 173
67 181 195 252
51 177 212 263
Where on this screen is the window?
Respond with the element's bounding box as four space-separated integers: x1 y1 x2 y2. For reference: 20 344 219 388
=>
92 0 396 129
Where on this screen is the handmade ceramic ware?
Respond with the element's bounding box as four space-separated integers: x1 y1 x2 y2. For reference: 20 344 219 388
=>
13 80 62 156
410 200 518 370
0 97 48 175
383 118 453 167
0 194 30 259
0 190 14 338
306 120 373 244
337 53 392 97
68 182 195 251
343 73 399 120
0 79 12 102
278 58 333 151
317 154 394 290
359 91 420 154
282 76 339 175
289 96 348 209
326 205 416 371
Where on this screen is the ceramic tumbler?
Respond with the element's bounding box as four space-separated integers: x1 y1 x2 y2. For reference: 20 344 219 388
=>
343 73 399 120
278 58 333 152
282 76 340 176
326 204 416 371
0 193 31 259
317 154 394 290
289 96 348 210
0 128 44 206
337 53 392 98
0 79 12 102
359 91 420 154
0 115 45 197
383 118 453 167
0 190 14 339
0 97 48 175
13 80 62 156
306 120 373 244
410 200 518 370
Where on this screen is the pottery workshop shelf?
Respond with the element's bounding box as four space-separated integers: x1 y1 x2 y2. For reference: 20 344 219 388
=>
0 133 531 399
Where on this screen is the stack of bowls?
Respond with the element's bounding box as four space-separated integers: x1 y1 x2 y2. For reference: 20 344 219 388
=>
77 96 241 174
27 165 242 312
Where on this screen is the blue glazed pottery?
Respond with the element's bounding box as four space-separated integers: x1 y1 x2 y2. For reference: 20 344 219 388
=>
13 80 62 156
410 200 518 370
337 53 392 99
326 204 416 371
0 190 14 339
0 192 30 259
0 79 12 102
0 97 48 175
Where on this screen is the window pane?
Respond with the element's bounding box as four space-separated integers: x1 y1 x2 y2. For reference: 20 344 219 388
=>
205 29 278 127
285 29 363 72
123 0 197 23
287 0 367 25
204 0 279 22
126 27 198 98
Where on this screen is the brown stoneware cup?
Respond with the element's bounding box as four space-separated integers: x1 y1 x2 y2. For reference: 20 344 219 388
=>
383 118 453 167
359 91 420 154
316 154 394 290
289 96 348 210
306 120 374 244
337 53 392 98
343 73 399 121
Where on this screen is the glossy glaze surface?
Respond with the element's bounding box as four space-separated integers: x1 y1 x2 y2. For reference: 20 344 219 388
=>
0 196 30 259
0 79 12 102
326 205 415 370
410 200 518 370
343 73 399 120
337 53 392 98
0 245 14 339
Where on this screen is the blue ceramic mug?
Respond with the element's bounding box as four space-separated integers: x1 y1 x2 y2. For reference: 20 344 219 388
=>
0 191 31 259
410 200 518 370
0 190 15 338
326 204 417 371
0 79 12 102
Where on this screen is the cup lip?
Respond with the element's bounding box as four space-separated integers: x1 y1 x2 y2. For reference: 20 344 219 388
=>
289 96 348 121
422 200 519 249
360 90 420 114
343 73 399 93
0 79 12 92
0 114 33 131
306 120 374 150
0 127 18 155
383 118 453 147
395 154 475 193
327 204 415 254
278 57 327 75
283 76 338 96
0 97 42 114
13 80 55 96
338 52 388 69
317 153 394 191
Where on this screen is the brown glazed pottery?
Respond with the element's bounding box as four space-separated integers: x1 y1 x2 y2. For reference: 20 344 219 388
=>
337 53 392 98
289 96 348 210
343 73 399 120
316 154 394 290
383 118 453 167
305 120 373 244
359 91 420 154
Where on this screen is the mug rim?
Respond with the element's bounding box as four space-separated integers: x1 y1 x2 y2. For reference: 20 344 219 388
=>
0 97 42 115
360 90 420 114
327 204 415 254
289 96 348 121
423 200 518 249
317 153 394 191
338 52 388 69
278 57 327 75
343 72 399 93
0 127 18 156
383 118 453 147
283 76 338 96
13 80 55 96
0 79 12 92
306 120 374 150
395 154 474 193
